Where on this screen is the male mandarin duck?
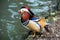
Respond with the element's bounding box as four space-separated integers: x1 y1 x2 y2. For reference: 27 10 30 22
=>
18 5 50 37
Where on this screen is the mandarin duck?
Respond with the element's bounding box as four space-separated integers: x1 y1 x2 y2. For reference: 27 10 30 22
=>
18 5 50 37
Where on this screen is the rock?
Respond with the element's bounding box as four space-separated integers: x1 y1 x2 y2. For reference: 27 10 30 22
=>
56 34 59 37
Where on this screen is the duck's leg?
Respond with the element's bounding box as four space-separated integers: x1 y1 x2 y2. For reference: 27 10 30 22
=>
44 25 50 32
32 31 36 37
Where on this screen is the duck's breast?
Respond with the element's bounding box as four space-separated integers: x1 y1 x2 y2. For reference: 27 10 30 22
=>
21 12 30 21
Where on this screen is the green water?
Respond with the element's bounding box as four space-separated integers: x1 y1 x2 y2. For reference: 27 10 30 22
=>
0 0 57 40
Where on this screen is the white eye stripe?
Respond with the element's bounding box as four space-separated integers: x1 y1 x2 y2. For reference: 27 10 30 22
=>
20 8 29 12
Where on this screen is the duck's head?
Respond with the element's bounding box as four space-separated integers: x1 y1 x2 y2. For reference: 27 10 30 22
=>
18 5 30 15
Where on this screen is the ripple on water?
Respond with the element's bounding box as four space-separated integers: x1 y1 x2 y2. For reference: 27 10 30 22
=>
8 9 18 18
1 19 16 23
31 8 48 13
26 0 37 3
6 23 15 31
37 1 52 5
19 2 24 5
8 5 17 8
8 3 17 8
28 2 38 6
0 29 2 31
1 32 4 34
8 0 10 1
42 6 49 11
